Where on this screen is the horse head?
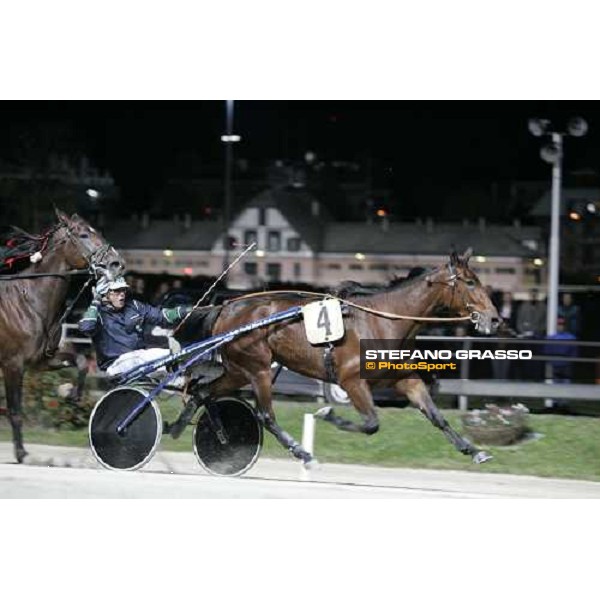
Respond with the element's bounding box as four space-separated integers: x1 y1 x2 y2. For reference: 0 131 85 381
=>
53 209 125 277
428 248 500 334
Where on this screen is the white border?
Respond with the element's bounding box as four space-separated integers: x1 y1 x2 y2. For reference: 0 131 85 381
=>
193 396 263 477
88 386 162 471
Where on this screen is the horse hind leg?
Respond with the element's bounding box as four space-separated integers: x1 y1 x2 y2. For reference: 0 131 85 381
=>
397 377 492 464
72 353 89 401
250 369 316 466
2 365 27 463
315 379 379 435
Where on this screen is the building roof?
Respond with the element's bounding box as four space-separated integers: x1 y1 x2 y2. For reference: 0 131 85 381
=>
103 218 221 250
244 187 330 251
101 215 542 259
322 222 543 257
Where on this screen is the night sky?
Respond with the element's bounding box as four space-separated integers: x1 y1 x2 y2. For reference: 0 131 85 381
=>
1 100 600 217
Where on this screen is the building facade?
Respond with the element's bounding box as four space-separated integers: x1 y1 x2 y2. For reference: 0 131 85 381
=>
105 187 545 294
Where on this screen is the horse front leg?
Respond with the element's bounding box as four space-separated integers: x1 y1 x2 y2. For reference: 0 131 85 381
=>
250 369 316 466
2 364 27 463
396 376 492 464
315 378 379 435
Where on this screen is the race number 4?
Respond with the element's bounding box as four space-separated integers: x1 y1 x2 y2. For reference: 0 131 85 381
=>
302 299 345 345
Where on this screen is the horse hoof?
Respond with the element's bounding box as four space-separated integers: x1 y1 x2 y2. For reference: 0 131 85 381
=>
314 406 333 420
472 451 493 464
303 457 320 470
16 449 28 464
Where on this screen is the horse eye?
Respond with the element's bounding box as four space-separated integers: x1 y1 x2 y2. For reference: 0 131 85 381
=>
466 280 476 289
80 233 90 239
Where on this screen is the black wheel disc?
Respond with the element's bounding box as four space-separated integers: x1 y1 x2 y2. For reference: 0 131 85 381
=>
193 397 262 477
89 386 162 471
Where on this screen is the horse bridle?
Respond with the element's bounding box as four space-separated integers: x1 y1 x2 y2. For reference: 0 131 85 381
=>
60 220 121 277
45 220 124 342
49 220 124 325
426 264 483 326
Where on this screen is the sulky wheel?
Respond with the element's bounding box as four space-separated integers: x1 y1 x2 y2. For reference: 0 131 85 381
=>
193 396 263 477
89 386 162 471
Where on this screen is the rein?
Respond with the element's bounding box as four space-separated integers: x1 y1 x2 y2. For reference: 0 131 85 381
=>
0 269 90 281
222 289 475 323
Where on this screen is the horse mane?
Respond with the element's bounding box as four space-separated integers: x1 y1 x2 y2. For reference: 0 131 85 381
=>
385 268 433 291
0 226 53 274
335 266 434 300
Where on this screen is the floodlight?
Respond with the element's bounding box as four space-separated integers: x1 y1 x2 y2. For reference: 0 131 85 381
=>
528 118 550 137
567 117 588 137
540 143 561 164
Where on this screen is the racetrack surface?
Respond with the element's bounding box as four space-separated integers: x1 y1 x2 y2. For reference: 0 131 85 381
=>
1 442 599 498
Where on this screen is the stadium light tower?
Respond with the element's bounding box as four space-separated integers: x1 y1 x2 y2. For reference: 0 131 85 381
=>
529 116 588 336
221 100 241 273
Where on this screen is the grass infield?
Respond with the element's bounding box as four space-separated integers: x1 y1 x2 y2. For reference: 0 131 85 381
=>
1 399 599 482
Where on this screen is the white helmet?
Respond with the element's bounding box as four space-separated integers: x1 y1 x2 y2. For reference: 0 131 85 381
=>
97 276 129 296
108 276 130 292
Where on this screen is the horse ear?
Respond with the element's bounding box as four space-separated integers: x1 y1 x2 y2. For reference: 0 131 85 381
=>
449 249 459 266
461 247 473 264
54 207 70 223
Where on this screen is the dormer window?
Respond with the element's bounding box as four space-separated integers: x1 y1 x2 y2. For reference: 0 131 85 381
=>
267 231 281 252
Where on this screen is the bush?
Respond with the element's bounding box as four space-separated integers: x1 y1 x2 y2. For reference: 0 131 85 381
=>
462 403 530 446
19 369 94 430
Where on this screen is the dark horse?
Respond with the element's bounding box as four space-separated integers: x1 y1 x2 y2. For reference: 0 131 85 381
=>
198 249 500 466
0 210 123 463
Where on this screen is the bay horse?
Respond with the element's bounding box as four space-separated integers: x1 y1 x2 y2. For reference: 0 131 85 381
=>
200 249 500 466
0 210 123 463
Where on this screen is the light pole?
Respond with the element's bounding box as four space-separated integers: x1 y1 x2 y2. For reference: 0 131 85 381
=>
528 116 588 336
221 100 241 274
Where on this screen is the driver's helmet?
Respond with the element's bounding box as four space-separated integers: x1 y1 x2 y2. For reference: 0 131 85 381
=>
97 276 130 296
108 276 130 292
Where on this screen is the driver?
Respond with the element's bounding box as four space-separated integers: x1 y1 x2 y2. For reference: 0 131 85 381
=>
78 276 191 377
78 276 223 437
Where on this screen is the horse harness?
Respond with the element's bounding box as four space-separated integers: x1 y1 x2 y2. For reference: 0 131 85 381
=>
217 270 483 386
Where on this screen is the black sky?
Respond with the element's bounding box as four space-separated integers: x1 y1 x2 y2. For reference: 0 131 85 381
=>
1 100 600 215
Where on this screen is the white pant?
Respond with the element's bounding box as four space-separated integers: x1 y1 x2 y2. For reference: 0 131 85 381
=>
106 348 171 377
